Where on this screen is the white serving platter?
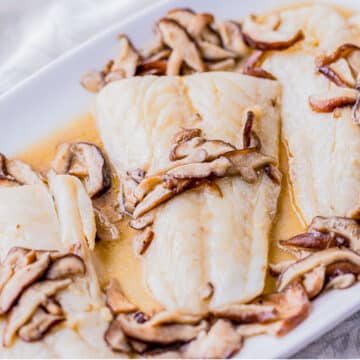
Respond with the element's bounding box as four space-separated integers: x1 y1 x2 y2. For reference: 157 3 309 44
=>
0 0 359 358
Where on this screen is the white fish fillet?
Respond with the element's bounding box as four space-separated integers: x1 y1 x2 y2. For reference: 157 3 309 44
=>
96 73 281 314
263 4 360 224
0 175 113 358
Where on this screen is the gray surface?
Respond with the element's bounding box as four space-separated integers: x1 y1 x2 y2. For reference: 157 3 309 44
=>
0 1 359 358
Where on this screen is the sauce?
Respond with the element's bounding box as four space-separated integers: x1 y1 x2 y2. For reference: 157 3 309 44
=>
17 112 304 309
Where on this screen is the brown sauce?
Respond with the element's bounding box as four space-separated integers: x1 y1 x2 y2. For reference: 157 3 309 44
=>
17 112 304 309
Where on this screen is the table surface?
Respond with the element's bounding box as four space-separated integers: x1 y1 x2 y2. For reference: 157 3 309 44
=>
0 0 359 357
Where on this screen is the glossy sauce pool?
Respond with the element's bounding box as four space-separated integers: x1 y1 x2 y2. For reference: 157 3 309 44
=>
17 112 304 313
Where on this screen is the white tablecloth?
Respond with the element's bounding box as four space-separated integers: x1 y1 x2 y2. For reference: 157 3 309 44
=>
0 1 358 357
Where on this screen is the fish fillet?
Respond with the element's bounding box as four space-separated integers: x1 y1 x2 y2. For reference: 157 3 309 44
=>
262 4 360 224
96 72 281 314
0 176 113 357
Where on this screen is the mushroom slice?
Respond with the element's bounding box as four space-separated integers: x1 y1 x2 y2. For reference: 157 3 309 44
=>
46 254 85 280
104 317 131 353
198 41 235 61
136 60 167 76
237 321 284 338
115 313 207 345
112 34 139 78
278 248 360 291
241 14 304 51
302 265 326 299
18 308 64 342
171 137 235 162
53 142 111 198
309 216 360 252
157 19 205 72
325 261 360 279
242 110 262 150
167 156 231 179
325 273 356 290
353 94 360 125
143 49 171 63
269 260 296 276
80 70 105 93
308 93 357 113
243 50 276 80
129 212 155 230
225 148 278 183
0 253 50 315
172 127 202 145
41 297 63 316
94 207 119 241
184 319 243 359
315 43 360 88
279 231 345 251
105 278 137 314
217 21 248 56
212 303 277 323
199 282 214 300
3 279 71 347
146 311 202 327
166 51 183 76
207 58 236 71
133 227 154 256
6 159 43 185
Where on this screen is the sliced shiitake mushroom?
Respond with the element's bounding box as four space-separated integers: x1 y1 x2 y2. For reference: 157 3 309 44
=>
302 265 326 299
353 94 360 125
243 50 276 80
206 58 236 71
308 216 359 250
199 282 214 301
46 254 85 280
146 311 202 327
3 279 71 347
269 260 296 276
0 153 43 187
18 308 64 342
183 319 243 359
315 43 360 88
0 254 50 315
112 34 139 78
52 142 111 198
241 14 304 51
115 313 207 345
278 248 360 291
133 227 154 255
212 303 277 324
157 19 205 72
105 278 137 315
217 21 247 57
308 93 357 113
80 70 106 93
129 212 155 230
197 41 235 61
166 51 183 75
325 273 356 290
236 321 284 338
104 317 132 353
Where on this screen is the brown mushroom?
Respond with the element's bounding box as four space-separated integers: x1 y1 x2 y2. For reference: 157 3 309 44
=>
183 319 243 359
52 142 111 198
104 317 132 353
0 254 50 315
18 308 64 342
315 43 360 88
112 35 139 78
41 297 63 316
115 313 208 345
129 212 155 230
212 303 277 323
278 248 360 291
166 51 183 76
80 70 105 93
136 60 167 76
325 261 360 280
146 311 202 327
199 282 214 300
206 58 236 71
3 279 71 347
217 21 248 57
302 265 326 299
325 273 356 290
308 94 357 113
243 50 276 80
172 127 202 145
236 321 284 338
308 216 360 252
241 14 304 51
105 278 137 315
198 41 235 61
269 260 296 276
133 227 154 255
157 19 205 72
46 254 85 280
94 207 120 241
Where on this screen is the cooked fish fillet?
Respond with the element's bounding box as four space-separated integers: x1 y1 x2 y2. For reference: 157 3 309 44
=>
0 175 113 358
262 4 360 224
96 73 281 314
